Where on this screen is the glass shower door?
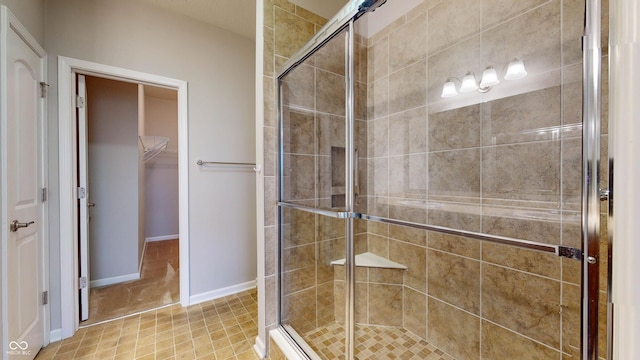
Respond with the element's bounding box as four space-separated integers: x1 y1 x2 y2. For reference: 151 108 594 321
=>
278 27 351 359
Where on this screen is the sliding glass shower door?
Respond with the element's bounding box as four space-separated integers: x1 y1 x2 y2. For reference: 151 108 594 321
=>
276 1 607 359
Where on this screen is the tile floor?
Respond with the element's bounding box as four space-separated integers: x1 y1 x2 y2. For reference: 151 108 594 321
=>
35 288 260 360
303 322 454 360
84 239 180 325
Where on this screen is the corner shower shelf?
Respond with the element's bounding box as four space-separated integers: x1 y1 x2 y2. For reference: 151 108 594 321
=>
139 136 169 162
330 252 407 270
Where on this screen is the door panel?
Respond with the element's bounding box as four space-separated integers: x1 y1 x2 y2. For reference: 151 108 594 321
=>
6 17 45 359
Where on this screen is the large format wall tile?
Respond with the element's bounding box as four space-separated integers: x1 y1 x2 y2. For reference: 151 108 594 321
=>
428 250 480 314
404 287 427 340
429 149 480 198
482 0 551 29
316 69 346 116
428 232 480 260
428 0 480 55
481 321 559 360
482 264 561 348
481 1 561 76
390 240 426 292
368 284 403 326
429 104 480 151
481 242 560 279
389 106 427 155
274 7 316 59
428 298 480 360
389 60 427 114
481 86 561 146
482 141 560 202
389 12 427 72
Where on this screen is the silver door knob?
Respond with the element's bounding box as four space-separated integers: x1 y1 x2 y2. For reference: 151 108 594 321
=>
87 202 96 208
10 220 35 232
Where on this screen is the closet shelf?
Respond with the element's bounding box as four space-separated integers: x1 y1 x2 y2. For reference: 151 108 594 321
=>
139 136 169 162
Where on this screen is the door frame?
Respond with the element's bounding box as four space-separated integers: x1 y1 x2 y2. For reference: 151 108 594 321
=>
58 56 189 338
0 5 49 355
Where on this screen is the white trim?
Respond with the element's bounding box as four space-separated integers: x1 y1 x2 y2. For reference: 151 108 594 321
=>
255 0 267 352
189 281 256 306
0 5 49 356
253 335 266 359
145 234 179 242
58 56 190 339
89 272 140 288
49 329 62 343
611 1 640 358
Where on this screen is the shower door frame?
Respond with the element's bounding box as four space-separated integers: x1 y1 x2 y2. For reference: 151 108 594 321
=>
275 0 606 359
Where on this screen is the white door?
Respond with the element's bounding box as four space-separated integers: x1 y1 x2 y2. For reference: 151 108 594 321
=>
77 75 90 322
3 6 46 359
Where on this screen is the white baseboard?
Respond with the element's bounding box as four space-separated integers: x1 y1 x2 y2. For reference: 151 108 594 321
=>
145 234 179 242
50 328 63 343
90 272 140 287
189 280 256 305
254 336 266 359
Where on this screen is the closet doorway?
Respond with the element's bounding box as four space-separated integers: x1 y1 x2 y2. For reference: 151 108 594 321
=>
77 75 180 326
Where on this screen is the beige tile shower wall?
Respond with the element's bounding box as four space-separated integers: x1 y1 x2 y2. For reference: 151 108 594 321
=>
263 0 328 351
361 0 610 359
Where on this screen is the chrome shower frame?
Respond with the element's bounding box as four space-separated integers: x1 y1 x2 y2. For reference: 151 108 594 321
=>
275 0 607 358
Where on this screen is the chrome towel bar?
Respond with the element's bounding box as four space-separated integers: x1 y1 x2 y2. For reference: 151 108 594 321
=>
196 160 261 173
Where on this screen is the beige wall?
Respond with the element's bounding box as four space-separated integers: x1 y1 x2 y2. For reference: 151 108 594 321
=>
144 90 179 239
45 0 256 331
0 0 43 44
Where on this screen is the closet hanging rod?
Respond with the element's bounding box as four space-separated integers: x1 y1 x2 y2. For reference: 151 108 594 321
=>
196 160 256 166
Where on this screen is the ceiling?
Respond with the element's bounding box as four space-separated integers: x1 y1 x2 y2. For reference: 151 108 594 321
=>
131 0 348 41
132 0 257 40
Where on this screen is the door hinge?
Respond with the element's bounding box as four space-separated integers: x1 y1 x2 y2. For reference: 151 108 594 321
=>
42 291 49 305
40 82 50 98
79 277 87 289
41 187 47 202
77 187 86 199
76 95 85 108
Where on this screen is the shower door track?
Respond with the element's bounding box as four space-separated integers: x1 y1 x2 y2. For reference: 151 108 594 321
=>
277 202 582 260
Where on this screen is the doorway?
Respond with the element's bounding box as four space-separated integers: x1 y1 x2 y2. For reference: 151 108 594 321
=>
58 57 190 338
77 75 180 326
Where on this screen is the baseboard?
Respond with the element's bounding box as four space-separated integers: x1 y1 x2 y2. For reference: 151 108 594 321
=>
50 329 63 343
145 234 179 242
189 280 256 305
89 272 140 287
253 336 266 359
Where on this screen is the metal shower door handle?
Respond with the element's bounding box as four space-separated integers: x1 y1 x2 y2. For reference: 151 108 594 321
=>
10 220 35 232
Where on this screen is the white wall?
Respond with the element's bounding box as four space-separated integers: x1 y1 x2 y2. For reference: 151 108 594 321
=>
144 90 179 239
45 0 256 330
86 76 140 281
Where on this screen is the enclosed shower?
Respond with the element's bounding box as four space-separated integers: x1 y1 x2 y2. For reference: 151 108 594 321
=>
275 0 608 359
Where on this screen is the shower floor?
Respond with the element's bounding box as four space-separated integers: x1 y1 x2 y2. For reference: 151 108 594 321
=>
303 322 454 360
